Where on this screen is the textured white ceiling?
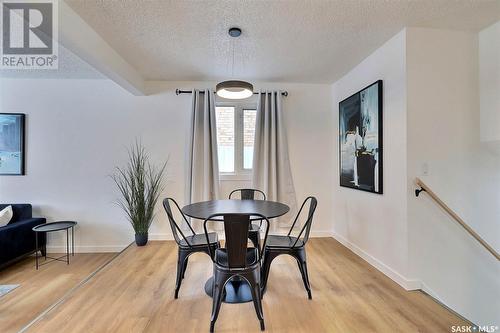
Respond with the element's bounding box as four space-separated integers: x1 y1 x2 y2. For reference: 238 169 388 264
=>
0 43 104 79
44 1 500 82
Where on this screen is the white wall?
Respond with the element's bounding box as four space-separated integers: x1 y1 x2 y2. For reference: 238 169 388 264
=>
0 79 333 251
406 27 500 326
479 21 500 145
331 30 410 283
0 79 188 251
331 27 499 325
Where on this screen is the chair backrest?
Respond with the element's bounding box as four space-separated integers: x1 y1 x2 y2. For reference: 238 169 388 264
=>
287 197 318 247
203 213 270 269
229 188 266 201
162 198 196 247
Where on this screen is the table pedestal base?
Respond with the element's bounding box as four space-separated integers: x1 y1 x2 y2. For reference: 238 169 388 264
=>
204 276 253 303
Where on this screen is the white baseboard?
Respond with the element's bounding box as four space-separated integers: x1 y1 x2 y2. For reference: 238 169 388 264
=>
309 230 335 237
332 232 420 291
329 232 462 317
148 233 174 241
43 231 333 253
419 281 444 303
149 230 334 241
46 245 128 253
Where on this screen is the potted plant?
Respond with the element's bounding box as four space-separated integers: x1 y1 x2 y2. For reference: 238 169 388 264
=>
112 141 166 246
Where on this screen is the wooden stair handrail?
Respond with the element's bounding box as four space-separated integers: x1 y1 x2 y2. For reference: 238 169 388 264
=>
415 177 500 261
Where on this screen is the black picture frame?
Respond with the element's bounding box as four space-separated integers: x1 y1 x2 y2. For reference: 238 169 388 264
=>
339 80 383 194
0 113 26 175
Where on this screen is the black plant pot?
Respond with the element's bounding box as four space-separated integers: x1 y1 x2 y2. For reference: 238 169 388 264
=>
135 233 148 246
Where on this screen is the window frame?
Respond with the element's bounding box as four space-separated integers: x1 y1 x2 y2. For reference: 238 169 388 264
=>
216 101 257 181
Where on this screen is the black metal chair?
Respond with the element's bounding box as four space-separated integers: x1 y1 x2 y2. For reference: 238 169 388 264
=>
261 196 318 299
228 189 266 257
203 213 270 332
163 198 220 299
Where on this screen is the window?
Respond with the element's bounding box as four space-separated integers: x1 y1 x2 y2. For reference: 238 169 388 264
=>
216 103 257 179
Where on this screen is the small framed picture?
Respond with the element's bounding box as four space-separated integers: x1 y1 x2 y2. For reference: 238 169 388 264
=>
0 113 26 175
339 80 383 194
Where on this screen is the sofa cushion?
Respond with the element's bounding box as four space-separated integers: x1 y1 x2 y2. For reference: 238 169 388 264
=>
0 206 13 227
0 204 32 223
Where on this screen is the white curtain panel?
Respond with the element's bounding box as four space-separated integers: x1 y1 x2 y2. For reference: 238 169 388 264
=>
186 89 220 207
252 91 298 228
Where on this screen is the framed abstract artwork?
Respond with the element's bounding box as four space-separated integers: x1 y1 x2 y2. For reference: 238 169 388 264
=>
339 80 383 194
0 113 25 175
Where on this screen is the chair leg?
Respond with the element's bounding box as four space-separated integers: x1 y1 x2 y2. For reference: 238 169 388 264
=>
210 270 230 333
256 236 261 260
175 249 189 299
293 250 312 299
247 270 265 331
182 256 189 279
261 251 279 293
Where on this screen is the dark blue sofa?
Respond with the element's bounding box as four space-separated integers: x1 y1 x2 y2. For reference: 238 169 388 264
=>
0 204 46 269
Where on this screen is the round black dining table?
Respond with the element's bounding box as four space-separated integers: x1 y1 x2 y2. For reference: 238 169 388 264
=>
182 199 289 303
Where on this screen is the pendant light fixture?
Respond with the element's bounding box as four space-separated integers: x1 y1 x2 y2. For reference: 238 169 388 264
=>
216 27 254 99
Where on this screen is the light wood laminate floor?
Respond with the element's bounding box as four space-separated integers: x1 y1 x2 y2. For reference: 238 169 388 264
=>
18 238 467 332
0 253 115 333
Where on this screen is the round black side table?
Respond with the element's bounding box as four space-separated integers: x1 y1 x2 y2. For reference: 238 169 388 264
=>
32 221 77 270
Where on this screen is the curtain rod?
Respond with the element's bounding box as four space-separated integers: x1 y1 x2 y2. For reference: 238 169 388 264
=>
175 89 288 97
